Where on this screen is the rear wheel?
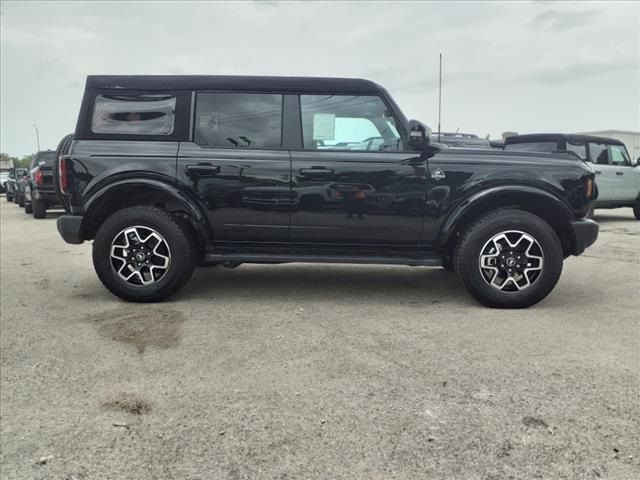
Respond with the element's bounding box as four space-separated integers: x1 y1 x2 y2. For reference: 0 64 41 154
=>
18 194 24 207
24 201 32 214
92 206 196 302
32 198 46 218
5 192 12 202
634 201 640 220
455 210 563 308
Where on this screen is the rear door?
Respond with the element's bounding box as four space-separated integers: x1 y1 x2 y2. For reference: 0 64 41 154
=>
177 92 291 243
289 94 427 245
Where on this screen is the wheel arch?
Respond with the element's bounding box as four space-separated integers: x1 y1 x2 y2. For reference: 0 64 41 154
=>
80 179 212 248
439 186 577 258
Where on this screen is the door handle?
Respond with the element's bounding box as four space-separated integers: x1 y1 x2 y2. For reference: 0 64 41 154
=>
616 171 624 175
300 167 334 177
595 170 602 175
185 163 220 176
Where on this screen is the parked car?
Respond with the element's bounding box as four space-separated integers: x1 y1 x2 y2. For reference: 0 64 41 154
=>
4 168 28 203
504 134 640 219
0 170 10 193
55 75 598 307
14 167 33 207
23 150 61 218
430 132 492 149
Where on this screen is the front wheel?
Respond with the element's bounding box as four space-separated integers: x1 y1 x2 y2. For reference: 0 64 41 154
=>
18 194 24 207
633 201 640 220
93 206 196 302
24 201 32 214
455 210 563 308
6 192 12 202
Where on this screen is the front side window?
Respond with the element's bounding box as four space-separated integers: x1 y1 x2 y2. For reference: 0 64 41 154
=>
300 95 403 151
610 145 630 166
195 93 283 149
588 143 610 165
91 94 176 135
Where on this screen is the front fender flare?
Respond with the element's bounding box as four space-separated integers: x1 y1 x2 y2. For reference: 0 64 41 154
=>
438 185 575 247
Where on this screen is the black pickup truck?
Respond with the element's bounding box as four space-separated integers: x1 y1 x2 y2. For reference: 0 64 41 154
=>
24 150 61 218
55 75 598 308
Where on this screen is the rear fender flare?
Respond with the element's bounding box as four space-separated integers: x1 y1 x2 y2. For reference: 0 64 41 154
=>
80 178 212 242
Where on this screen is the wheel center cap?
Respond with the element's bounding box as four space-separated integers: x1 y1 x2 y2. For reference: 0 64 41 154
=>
505 257 516 267
135 252 146 262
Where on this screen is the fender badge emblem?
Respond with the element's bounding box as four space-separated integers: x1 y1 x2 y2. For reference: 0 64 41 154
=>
431 168 446 181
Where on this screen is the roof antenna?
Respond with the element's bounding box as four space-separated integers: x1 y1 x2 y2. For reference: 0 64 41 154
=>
437 53 442 142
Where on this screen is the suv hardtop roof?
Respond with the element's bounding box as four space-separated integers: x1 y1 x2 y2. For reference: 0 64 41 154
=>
505 133 625 146
86 75 383 94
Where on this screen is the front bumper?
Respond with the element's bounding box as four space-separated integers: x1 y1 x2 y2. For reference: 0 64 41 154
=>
57 215 84 244
570 219 599 255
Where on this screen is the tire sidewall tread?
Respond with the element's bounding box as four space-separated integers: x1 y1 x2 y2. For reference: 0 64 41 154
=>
455 209 563 308
92 206 196 302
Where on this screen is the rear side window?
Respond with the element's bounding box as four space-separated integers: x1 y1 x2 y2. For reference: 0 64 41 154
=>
91 94 176 135
566 142 586 160
504 141 558 152
588 143 610 165
195 93 283 149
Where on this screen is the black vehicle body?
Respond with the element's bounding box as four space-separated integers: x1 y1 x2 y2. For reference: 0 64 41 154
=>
504 134 640 215
4 168 27 202
56 75 598 307
23 150 61 217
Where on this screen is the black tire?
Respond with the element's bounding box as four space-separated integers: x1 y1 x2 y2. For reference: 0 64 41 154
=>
18 194 24 207
24 201 32 214
455 209 563 308
6 193 12 202
634 201 640 220
441 256 455 272
92 206 196 302
32 198 46 218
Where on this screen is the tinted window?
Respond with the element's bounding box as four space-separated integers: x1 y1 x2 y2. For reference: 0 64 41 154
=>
610 145 630 166
588 143 610 165
195 93 282 149
504 141 558 152
300 95 402 151
91 94 176 135
566 142 586 160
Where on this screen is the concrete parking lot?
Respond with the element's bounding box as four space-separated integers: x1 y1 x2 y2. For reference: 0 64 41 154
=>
0 198 638 480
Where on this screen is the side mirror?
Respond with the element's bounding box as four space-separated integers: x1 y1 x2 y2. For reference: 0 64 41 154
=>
407 119 431 150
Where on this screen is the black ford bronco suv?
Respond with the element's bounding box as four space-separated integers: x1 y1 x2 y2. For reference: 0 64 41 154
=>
24 150 61 218
55 75 598 307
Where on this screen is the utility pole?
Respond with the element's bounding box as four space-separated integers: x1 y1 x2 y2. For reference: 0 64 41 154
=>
33 123 40 152
437 53 442 142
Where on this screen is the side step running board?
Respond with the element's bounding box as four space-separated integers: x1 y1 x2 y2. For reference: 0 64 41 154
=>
204 253 442 267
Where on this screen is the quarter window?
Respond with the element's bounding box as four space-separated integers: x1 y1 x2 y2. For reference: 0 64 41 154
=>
91 94 176 135
300 95 403 151
195 93 283 149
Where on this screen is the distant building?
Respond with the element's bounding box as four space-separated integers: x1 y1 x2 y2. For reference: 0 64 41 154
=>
0 158 13 171
575 130 640 163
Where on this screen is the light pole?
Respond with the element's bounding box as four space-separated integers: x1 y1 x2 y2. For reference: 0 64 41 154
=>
33 123 40 152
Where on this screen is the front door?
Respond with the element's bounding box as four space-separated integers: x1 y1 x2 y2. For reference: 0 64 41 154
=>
177 92 291 243
289 94 427 245
589 141 633 203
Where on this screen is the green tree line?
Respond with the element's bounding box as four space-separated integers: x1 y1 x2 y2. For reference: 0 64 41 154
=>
0 152 34 169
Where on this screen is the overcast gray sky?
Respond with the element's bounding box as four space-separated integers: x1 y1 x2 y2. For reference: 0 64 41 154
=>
1 0 638 156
